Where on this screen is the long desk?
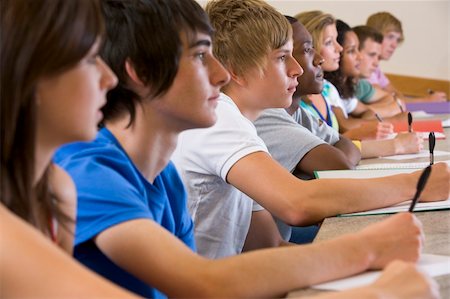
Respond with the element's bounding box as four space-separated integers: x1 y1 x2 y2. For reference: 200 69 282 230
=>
288 115 450 298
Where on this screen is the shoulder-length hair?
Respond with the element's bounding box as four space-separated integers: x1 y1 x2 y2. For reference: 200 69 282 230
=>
1 0 103 234
324 19 355 99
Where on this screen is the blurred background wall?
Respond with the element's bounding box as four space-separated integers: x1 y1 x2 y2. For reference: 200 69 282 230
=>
196 0 449 83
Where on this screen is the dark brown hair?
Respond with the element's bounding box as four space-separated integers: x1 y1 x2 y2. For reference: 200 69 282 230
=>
100 0 213 127
324 19 355 99
353 25 383 49
1 0 103 234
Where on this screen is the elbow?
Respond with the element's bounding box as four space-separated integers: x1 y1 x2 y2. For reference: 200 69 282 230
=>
279 205 319 227
328 159 355 171
343 155 359 169
320 156 358 171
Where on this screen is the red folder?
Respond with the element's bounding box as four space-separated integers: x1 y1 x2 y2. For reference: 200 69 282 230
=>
393 119 443 133
392 120 445 139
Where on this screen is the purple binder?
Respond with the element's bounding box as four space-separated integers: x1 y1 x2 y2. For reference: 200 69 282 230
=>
406 101 450 114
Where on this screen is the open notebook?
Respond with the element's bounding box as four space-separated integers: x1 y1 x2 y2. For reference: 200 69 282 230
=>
356 160 450 170
314 168 450 216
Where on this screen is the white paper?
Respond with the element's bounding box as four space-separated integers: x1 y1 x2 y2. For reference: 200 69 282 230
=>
380 150 450 161
315 168 420 179
411 110 436 119
339 198 450 216
385 132 446 140
442 118 450 128
314 168 450 216
313 254 450 291
356 160 450 170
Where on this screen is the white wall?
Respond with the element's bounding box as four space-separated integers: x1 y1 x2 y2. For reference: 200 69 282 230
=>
197 0 450 81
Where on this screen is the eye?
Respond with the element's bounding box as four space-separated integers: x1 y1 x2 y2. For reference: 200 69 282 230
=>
278 55 286 61
195 52 206 60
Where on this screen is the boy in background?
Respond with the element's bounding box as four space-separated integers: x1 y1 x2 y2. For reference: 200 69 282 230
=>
366 12 447 102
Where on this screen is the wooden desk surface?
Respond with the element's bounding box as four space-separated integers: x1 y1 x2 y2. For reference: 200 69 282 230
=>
288 115 450 298
288 211 450 298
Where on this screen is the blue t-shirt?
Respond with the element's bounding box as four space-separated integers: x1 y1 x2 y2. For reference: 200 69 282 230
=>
54 128 195 298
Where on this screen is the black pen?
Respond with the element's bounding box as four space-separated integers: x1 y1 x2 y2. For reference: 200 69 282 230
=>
429 132 435 165
427 88 435 95
407 112 413 132
375 113 383 123
409 165 433 212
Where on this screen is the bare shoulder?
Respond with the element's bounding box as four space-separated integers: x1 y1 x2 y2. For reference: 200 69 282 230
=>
49 163 77 253
49 163 76 205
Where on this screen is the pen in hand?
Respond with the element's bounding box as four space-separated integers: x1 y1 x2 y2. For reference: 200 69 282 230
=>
407 112 413 133
408 165 433 212
429 132 435 165
375 113 383 123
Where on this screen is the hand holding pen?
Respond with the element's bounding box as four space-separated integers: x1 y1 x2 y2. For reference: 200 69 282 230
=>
409 165 432 212
429 132 435 165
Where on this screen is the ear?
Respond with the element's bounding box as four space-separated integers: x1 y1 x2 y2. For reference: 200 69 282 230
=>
125 59 145 87
228 68 247 87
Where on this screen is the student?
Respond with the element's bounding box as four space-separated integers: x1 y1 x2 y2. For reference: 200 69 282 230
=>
366 12 447 102
255 15 360 243
54 0 444 298
173 0 449 259
295 11 394 141
0 0 136 297
1 0 117 253
353 25 405 116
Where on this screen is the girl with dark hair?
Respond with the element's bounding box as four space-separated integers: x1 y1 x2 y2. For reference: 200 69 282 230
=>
1 0 116 248
0 0 137 296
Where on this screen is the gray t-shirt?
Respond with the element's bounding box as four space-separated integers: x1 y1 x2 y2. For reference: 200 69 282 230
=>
292 107 340 145
254 107 340 239
255 108 339 172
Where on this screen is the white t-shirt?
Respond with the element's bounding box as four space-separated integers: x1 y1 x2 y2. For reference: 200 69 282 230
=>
172 93 267 258
323 80 358 118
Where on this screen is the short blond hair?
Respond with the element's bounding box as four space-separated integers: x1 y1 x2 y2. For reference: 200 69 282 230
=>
206 0 291 77
366 12 404 42
295 11 335 54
